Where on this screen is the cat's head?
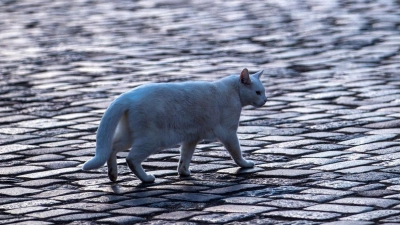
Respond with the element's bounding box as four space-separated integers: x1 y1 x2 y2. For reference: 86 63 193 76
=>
238 68 267 107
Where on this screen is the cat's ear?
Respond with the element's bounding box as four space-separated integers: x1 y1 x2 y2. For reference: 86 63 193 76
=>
240 68 251 85
253 70 264 80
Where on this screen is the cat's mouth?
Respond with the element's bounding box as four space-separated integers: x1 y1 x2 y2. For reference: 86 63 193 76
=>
253 102 265 108
253 99 267 108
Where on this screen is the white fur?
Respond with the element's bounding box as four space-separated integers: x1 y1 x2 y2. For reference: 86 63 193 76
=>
82 69 267 183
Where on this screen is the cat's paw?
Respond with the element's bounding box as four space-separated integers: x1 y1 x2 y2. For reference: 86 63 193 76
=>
178 161 191 176
178 168 191 177
239 160 254 168
141 174 156 183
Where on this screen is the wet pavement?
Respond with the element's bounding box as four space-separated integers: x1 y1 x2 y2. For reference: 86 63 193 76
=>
1 0 400 224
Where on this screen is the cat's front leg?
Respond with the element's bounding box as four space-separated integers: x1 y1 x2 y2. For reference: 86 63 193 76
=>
178 140 198 176
219 133 254 168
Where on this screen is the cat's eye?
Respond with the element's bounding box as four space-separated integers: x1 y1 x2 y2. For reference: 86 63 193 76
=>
256 91 261 95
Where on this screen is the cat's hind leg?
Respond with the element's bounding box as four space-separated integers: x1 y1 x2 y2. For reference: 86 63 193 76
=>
126 142 157 183
108 113 132 182
107 151 118 182
178 140 197 176
219 133 254 168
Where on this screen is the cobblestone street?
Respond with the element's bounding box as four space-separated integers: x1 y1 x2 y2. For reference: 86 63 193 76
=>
1 0 400 224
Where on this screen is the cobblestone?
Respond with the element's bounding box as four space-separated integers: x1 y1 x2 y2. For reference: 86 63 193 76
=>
330 197 400 208
264 210 341 220
2 0 400 224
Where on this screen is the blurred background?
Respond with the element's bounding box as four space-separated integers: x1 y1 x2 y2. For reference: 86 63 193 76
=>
0 0 399 107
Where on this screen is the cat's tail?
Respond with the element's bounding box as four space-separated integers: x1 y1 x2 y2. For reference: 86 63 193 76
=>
82 99 126 171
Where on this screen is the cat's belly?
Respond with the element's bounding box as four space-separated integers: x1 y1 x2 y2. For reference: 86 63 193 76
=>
202 131 217 141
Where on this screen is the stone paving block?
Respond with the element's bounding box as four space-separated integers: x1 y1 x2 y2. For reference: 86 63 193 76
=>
51 191 105 201
336 127 372 133
368 128 400 135
310 180 363 189
369 146 400 155
261 199 316 209
272 194 339 203
0 166 45 175
0 144 37 154
251 128 309 136
303 151 349 158
189 163 231 173
110 206 166 216
172 180 236 188
16 118 76 129
309 121 368 131
322 221 374 225
331 197 400 208
300 188 353 197
86 195 130 204
217 167 264 175
142 161 178 169
264 210 341 221
117 197 167 207
50 213 109 222
153 210 207 220
341 172 398 182
283 107 325 113
0 127 36 134
300 132 345 138
337 111 388 120
126 190 173 199
39 140 87 148
313 160 375 171
256 135 304 142
26 209 80 219
346 142 399 152
56 202 122 212
258 169 318 177
204 204 275 214
340 210 400 221
5 206 48 215
293 113 335 121
253 148 316 156
18 167 82 179
25 154 66 162
290 157 341 166
0 199 60 211
369 152 400 161
32 189 78 198
147 184 209 192
190 213 254 224
0 216 30 225
350 183 387 192
337 166 384 174
162 193 223 202
0 115 38 124
363 119 400 129
202 184 264 195
96 215 146 224
267 139 326 148
305 204 373 214
386 185 400 192
10 221 54 225
358 189 397 198
222 197 267 204
338 134 397 146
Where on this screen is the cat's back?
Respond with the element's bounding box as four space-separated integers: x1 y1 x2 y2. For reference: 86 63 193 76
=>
121 80 219 104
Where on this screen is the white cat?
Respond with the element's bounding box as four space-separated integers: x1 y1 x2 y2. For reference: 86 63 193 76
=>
82 68 267 183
